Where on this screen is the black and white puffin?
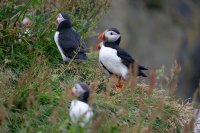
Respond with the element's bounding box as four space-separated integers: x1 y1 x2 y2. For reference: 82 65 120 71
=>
96 28 148 91
54 13 88 63
69 82 93 127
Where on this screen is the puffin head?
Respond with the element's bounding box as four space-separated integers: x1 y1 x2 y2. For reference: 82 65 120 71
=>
70 82 89 103
98 28 121 44
96 28 121 50
56 13 71 26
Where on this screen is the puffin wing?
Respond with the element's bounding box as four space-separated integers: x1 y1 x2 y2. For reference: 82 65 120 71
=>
73 31 88 53
114 47 148 77
58 31 79 50
116 47 148 77
116 47 134 67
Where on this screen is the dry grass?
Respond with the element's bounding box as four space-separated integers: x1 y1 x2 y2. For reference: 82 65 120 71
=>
0 0 195 133
0 52 194 132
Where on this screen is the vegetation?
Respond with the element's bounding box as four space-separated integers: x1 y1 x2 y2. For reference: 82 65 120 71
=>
0 0 194 132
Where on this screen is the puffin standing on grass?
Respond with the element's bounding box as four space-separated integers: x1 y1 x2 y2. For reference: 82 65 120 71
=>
69 82 93 127
54 13 88 63
96 28 148 91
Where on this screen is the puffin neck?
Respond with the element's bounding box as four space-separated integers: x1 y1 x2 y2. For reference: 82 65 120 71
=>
115 37 121 45
104 42 118 48
57 20 71 31
78 91 89 103
103 37 121 46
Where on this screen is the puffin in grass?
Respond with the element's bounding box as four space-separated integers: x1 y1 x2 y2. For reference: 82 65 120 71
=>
54 13 88 63
96 28 148 91
69 82 93 127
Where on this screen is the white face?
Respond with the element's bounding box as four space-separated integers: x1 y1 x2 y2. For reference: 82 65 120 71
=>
72 84 86 97
104 30 120 42
57 13 65 24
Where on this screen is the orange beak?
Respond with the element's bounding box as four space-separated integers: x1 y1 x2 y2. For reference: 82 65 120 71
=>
95 43 101 50
98 31 105 41
68 88 74 97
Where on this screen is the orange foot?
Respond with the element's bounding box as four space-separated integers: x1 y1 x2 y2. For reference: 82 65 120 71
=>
115 82 120 87
115 81 126 92
115 77 121 87
115 86 123 92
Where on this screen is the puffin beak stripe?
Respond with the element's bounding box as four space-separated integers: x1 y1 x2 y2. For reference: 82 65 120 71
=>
98 31 105 41
105 36 108 41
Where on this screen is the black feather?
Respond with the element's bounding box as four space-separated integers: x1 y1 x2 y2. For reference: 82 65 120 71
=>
77 83 90 103
78 91 89 103
139 65 148 70
61 13 70 20
108 28 120 34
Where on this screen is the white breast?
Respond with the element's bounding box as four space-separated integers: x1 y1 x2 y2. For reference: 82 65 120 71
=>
99 44 128 79
54 32 70 62
69 100 93 127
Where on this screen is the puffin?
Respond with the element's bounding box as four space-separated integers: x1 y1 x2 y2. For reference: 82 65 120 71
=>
69 82 93 127
96 28 148 91
54 13 88 63
96 28 120 50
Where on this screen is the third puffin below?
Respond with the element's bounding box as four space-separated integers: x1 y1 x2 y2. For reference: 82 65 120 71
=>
69 82 93 127
54 13 88 63
96 28 148 91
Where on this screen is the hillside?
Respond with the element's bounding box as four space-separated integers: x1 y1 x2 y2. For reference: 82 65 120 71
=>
0 52 194 132
0 0 194 132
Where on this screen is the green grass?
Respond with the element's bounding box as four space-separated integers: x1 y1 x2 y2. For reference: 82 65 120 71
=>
0 0 194 133
0 53 194 133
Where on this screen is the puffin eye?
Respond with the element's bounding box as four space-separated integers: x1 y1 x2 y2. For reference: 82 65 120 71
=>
110 32 113 35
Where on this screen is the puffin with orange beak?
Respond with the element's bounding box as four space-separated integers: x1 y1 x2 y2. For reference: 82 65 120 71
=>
69 82 93 127
97 28 148 91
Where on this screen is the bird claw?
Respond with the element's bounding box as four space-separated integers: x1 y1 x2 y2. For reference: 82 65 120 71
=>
115 86 124 92
115 83 121 87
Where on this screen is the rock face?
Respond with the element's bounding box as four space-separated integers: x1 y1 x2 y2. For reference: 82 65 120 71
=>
176 31 200 103
174 0 200 103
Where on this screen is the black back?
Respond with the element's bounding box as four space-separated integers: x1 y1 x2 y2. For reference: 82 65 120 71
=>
56 14 88 60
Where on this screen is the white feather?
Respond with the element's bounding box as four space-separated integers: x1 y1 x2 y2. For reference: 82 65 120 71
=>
99 43 128 79
69 100 93 127
72 84 86 97
105 31 120 42
57 13 65 24
54 32 70 62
